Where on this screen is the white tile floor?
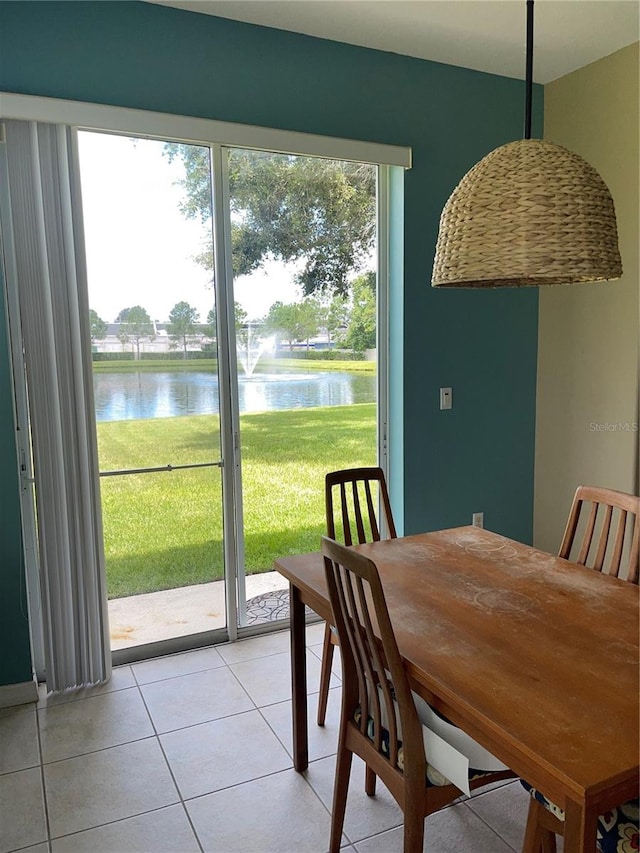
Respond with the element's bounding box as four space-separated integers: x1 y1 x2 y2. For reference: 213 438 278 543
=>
0 624 534 853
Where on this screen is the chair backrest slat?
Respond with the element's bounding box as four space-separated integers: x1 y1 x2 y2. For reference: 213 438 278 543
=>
336 569 370 726
345 571 377 734
322 535 425 781
323 467 404 769
610 510 628 575
356 575 399 765
326 467 396 549
337 482 352 545
363 480 380 541
577 502 598 565
351 481 367 544
559 486 640 583
593 504 613 571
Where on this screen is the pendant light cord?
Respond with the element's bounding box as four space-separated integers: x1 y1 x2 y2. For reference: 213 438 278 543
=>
524 0 534 139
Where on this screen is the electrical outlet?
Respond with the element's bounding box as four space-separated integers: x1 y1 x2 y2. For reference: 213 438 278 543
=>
472 512 484 528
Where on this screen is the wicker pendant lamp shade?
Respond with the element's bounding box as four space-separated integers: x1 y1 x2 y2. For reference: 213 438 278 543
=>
431 1 622 289
431 138 622 287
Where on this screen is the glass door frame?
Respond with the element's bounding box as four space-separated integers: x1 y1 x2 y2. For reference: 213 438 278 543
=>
1 91 409 659
0 144 46 679
214 147 392 637
211 144 243 641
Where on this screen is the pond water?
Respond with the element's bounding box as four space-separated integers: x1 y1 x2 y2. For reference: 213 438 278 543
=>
93 369 376 422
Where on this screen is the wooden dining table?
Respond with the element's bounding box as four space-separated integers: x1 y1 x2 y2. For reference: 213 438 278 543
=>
274 525 639 853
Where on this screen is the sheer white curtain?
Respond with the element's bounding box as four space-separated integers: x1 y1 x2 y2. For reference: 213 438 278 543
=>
4 120 110 692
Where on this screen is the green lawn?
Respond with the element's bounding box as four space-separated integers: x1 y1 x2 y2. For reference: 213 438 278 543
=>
92 356 376 375
93 358 218 374
98 403 376 598
261 357 375 374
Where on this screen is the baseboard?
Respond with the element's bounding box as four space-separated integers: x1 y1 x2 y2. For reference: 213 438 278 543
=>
0 677 39 708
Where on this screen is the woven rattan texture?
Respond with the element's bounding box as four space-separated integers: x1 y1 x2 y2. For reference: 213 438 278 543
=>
432 139 622 287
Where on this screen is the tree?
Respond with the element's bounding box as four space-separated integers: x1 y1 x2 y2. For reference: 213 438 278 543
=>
344 272 376 353
89 309 107 342
264 300 320 352
116 305 154 359
234 303 248 333
206 302 248 340
164 146 376 297
168 301 199 357
263 302 295 351
294 300 321 352
205 308 216 341
316 294 348 346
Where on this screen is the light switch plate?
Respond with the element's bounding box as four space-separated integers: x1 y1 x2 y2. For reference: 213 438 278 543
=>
440 387 453 410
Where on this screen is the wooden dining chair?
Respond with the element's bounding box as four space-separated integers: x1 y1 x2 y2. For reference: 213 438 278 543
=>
321 535 514 853
317 466 397 727
521 785 639 853
558 485 639 582
521 485 640 853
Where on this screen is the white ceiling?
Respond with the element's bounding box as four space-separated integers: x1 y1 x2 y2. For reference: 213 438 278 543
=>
148 0 639 83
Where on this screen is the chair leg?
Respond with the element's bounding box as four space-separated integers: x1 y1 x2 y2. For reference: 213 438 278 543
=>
522 798 557 853
329 745 353 853
365 763 377 796
317 622 335 726
403 799 425 853
522 798 543 853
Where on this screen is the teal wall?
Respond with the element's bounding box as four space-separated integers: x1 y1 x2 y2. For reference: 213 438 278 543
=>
0 1 540 684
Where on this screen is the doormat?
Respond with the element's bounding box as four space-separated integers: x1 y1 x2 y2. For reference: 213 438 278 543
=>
245 588 313 625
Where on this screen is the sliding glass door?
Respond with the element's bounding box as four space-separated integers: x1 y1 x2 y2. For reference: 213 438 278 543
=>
76 132 381 653
1 94 403 668
78 132 226 652
223 148 379 629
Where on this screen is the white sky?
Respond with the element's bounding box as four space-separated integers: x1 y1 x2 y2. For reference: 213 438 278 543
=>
78 131 301 323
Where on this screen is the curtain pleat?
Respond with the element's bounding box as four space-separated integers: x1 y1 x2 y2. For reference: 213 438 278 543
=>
4 120 111 692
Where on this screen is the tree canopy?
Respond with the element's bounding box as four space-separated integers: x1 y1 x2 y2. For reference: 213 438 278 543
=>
163 146 376 297
168 301 199 356
89 309 107 341
117 305 153 358
316 294 348 346
206 302 248 340
343 272 376 353
264 300 321 351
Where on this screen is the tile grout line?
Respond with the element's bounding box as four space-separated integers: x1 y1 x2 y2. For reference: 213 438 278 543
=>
149 658 332 853
130 636 340 846
33 702 53 850
45 803 204 849
41 673 204 853
39 740 188 845
35 668 135 710
37 684 161 766
129 655 227 688
461 784 524 852
16 635 527 853
254 702 298 764
152 729 210 852
135 651 245 853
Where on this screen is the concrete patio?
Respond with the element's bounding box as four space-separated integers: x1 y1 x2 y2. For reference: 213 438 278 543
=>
108 571 290 650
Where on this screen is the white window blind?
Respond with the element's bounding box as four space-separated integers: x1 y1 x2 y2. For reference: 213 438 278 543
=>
3 120 110 692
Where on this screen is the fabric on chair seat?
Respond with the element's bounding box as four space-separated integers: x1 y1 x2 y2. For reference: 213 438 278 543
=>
375 675 508 771
354 706 497 790
520 780 639 853
370 678 507 794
